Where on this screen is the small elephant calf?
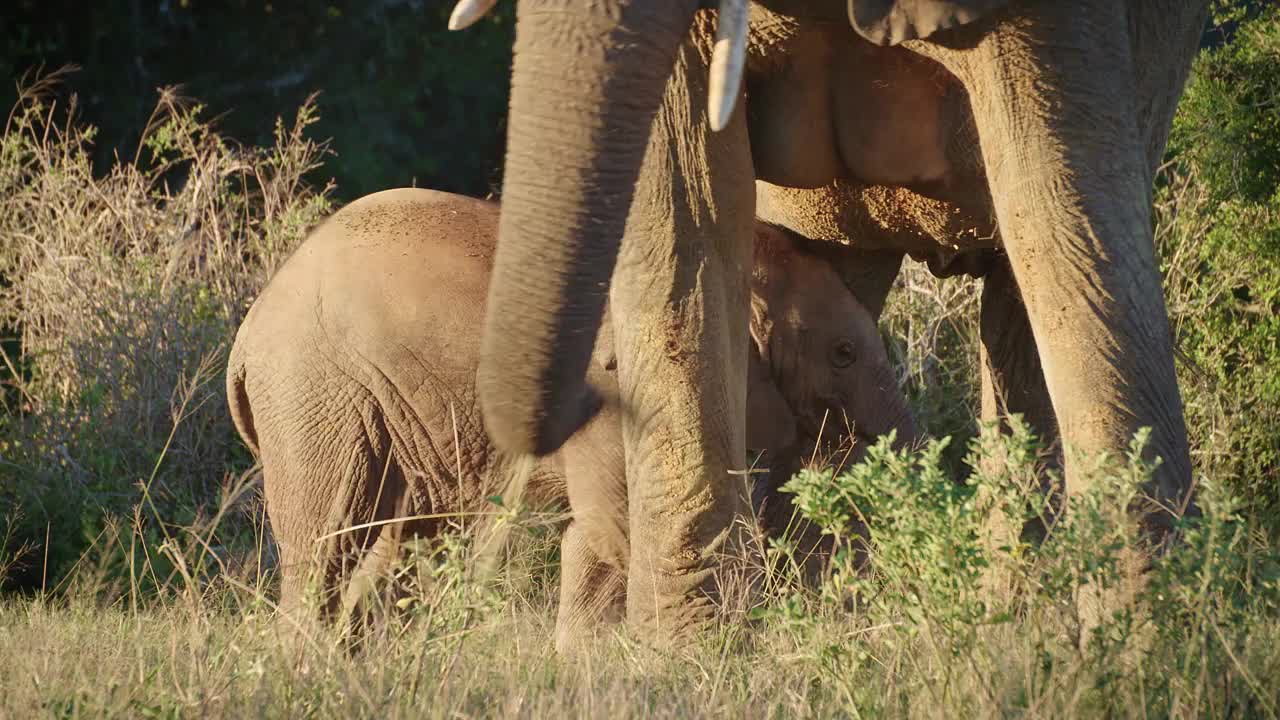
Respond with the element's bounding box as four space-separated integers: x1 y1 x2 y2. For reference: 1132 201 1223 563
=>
227 188 915 647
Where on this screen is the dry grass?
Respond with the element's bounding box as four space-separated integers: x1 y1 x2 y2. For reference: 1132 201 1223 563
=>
0 70 332 589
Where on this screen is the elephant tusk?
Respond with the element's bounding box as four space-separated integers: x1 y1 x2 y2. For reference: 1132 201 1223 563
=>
448 0 498 31
707 0 748 132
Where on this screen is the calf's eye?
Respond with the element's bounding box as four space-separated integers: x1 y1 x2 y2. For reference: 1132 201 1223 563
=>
829 339 856 369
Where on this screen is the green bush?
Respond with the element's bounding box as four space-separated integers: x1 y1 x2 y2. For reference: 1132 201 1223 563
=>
1172 4 1280 206
1160 5 1280 531
879 265 981 470
771 422 1280 715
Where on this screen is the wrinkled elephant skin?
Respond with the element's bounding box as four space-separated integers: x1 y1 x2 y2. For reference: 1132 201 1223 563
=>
226 188 913 645
475 0 1209 640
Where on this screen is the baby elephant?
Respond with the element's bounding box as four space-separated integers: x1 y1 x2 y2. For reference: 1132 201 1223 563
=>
227 188 915 646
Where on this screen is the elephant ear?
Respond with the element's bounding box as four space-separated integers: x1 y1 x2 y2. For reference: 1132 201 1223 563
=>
746 342 797 453
747 223 799 452
846 0 1009 46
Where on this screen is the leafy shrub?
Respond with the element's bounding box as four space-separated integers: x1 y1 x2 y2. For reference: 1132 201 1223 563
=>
1159 5 1280 531
1170 5 1280 206
772 421 1280 714
879 265 981 470
0 75 333 591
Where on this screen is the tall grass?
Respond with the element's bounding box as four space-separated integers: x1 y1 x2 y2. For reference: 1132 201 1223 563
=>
1 419 1277 718
0 70 333 590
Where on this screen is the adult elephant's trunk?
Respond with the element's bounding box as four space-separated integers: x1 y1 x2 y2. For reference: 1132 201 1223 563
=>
478 0 702 456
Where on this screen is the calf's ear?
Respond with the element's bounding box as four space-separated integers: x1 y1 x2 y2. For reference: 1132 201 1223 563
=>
745 346 797 452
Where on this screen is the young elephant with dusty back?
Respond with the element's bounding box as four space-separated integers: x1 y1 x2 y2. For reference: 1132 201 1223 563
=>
226 188 915 647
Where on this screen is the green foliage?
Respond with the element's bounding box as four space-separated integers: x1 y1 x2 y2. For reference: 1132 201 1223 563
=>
1158 6 1280 531
1170 5 1280 205
772 420 1280 714
1151 477 1280 696
879 267 982 472
788 434 992 648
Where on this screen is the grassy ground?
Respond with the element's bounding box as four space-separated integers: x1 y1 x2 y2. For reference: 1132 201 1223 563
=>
2 428 1279 718
3 596 1271 718
3 9 1280 717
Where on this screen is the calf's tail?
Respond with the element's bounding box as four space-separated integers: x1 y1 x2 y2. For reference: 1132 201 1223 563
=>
226 339 260 457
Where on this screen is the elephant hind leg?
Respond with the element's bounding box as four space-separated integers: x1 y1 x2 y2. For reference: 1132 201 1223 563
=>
338 523 407 647
272 529 397 654
555 522 626 654
977 257 1060 593
332 440 416 646
980 256 1058 450
261 395 406 638
275 547 318 631
271 517 342 652
266 457 342 630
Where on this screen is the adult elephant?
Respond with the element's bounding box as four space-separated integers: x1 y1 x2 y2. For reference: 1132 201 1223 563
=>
452 0 1209 639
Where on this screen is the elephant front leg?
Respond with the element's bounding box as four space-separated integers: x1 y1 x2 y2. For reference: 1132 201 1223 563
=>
612 34 756 640
920 0 1194 539
614 227 755 639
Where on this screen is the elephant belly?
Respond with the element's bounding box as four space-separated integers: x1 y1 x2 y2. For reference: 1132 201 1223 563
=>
748 24 959 190
755 179 997 255
746 24 841 189
830 40 955 188
747 16 998 255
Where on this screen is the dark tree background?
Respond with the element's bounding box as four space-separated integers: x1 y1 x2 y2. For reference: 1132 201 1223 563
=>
1 1 1269 202
1 0 515 201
